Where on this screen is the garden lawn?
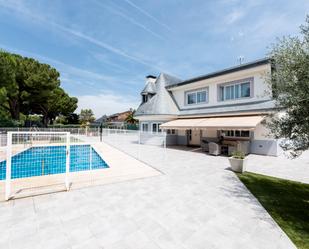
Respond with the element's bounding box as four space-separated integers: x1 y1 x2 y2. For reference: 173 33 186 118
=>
237 172 309 249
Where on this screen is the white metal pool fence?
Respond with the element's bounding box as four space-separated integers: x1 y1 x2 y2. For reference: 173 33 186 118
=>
0 129 166 200
2 132 75 200
0 128 167 146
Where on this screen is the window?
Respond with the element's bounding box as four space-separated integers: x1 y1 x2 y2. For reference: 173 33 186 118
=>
141 123 148 132
241 130 250 137
221 130 250 138
197 91 206 103
152 122 162 133
142 94 148 103
186 89 208 105
241 82 250 97
219 81 251 101
187 93 196 104
167 129 176 135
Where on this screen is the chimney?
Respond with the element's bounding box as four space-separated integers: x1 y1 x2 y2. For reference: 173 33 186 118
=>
145 75 156 85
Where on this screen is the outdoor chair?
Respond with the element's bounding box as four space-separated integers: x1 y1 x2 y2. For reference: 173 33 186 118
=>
201 139 209 152
209 142 221 156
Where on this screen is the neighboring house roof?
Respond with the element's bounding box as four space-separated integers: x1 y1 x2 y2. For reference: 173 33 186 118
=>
94 115 107 123
135 73 181 116
108 110 132 122
95 110 132 123
166 58 270 89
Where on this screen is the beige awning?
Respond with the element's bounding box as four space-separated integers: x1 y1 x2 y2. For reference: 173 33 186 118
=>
160 115 265 130
159 118 205 129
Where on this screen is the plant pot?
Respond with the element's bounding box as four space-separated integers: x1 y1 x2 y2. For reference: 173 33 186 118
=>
228 157 247 173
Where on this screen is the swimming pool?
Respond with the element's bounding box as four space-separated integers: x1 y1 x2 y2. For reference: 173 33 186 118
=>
0 145 109 180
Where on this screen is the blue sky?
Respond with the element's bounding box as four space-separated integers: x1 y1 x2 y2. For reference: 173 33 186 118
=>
0 0 308 117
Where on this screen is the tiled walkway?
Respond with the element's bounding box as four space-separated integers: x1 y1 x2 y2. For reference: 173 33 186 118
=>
0 135 298 249
247 151 309 184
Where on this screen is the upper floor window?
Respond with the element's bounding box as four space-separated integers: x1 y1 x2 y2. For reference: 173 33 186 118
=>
142 94 148 103
142 93 154 103
186 88 208 105
219 81 251 101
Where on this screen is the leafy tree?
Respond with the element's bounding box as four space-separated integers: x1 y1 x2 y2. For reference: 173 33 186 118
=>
32 87 78 126
67 113 80 124
125 110 138 124
79 109 95 126
0 108 19 127
0 50 78 126
267 15 309 157
0 51 21 120
55 115 67 125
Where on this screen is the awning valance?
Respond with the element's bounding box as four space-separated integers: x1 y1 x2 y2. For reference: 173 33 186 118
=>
160 116 265 130
159 118 205 129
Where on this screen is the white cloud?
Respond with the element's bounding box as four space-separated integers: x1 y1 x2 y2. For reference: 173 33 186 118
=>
225 9 245 25
0 0 166 72
124 0 173 32
76 91 140 118
94 0 165 40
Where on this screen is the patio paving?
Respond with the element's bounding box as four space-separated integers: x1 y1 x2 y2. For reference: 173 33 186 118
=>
0 136 297 249
247 151 309 184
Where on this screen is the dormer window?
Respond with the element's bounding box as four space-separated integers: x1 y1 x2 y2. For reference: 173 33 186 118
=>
185 88 208 105
142 94 148 103
142 93 155 103
218 78 253 101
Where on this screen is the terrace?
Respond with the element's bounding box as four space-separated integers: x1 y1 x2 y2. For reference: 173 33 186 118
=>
1 130 308 249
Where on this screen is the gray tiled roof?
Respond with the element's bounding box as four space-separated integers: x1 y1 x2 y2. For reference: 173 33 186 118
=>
166 58 270 89
178 100 276 116
135 73 181 116
135 59 275 118
141 81 156 94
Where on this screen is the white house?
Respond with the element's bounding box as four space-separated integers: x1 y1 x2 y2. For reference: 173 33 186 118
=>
134 58 280 156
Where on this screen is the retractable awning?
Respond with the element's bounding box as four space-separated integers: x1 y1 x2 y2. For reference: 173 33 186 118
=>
160 115 265 130
159 118 205 129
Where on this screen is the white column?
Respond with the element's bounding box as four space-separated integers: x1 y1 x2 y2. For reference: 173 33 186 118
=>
5 132 12 201
65 132 70 191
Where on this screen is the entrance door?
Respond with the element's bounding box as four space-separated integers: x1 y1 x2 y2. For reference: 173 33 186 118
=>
188 129 200 146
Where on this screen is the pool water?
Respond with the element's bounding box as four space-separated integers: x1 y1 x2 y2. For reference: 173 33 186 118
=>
0 145 109 180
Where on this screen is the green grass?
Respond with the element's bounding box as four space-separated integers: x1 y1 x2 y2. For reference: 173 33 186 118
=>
237 172 309 249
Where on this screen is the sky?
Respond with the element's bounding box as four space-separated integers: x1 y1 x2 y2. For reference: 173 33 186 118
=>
0 0 308 118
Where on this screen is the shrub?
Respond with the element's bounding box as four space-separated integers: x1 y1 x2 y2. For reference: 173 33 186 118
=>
232 151 245 159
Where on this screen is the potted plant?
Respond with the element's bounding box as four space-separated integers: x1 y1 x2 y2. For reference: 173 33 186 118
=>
228 151 247 173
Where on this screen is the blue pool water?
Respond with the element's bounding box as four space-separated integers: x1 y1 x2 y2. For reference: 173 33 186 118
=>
0 145 109 180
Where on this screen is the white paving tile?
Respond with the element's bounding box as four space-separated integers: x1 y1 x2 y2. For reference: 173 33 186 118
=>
0 136 300 249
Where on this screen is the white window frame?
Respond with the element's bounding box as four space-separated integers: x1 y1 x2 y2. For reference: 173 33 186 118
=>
220 129 250 139
185 88 208 105
218 78 253 102
151 122 162 133
141 122 149 132
167 129 176 135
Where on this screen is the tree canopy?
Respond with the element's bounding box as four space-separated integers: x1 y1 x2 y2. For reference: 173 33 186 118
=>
0 50 77 126
268 15 309 157
125 110 138 124
79 109 95 126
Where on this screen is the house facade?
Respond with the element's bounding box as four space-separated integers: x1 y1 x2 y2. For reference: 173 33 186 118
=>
94 110 133 128
134 58 280 156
